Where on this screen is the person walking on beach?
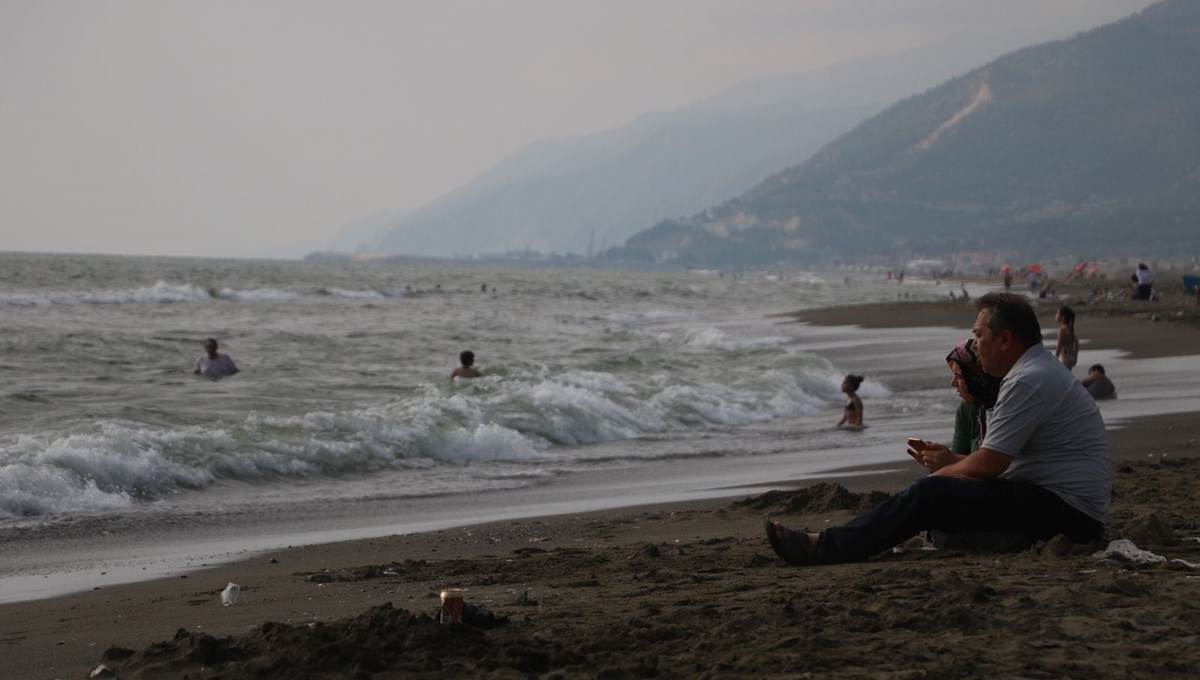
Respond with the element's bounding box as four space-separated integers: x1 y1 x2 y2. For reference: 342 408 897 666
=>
1054 306 1079 371
835 374 864 430
450 350 482 380
767 292 1110 565
192 338 239 378
1132 263 1155 300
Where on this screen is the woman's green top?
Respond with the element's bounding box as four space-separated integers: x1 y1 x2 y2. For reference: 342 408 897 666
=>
951 401 981 454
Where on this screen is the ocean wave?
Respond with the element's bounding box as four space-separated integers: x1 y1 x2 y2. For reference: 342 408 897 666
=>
0 281 311 306
321 287 386 300
665 325 792 351
0 356 835 517
213 287 302 302
0 281 213 306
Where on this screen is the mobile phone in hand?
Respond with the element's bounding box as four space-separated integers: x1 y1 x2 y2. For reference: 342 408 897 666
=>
907 437 927 451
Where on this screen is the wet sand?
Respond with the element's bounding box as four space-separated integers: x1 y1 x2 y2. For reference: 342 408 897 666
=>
5 301 1200 679
790 296 1200 359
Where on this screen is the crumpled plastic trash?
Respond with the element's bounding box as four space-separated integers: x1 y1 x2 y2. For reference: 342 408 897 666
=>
221 582 240 606
1092 539 1166 567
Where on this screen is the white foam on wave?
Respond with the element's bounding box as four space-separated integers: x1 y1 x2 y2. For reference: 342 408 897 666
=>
323 288 386 300
524 378 655 445
0 282 311 307
0 463 132 516
0 281 214 306
666 325 791 351
214 287 302 302
599 308 691 326
0 427 217 518
0 350 839 517
0 293 43 306
436 423 546 463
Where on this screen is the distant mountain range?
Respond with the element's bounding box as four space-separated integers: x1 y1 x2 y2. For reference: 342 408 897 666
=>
340 34 1034 259
607 0 1200 266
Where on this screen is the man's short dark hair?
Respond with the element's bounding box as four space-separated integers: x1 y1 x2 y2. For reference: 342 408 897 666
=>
1089 364 1105 374
976 292 1042 348
460 350 475 366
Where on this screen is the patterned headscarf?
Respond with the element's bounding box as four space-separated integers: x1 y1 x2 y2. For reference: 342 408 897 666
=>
946 338 1000 409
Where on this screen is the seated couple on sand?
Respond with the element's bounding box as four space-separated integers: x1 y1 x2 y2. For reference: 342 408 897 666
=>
767 292 1111 565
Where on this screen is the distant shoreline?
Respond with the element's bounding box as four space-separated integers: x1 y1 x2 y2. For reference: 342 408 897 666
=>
790 297 1200 359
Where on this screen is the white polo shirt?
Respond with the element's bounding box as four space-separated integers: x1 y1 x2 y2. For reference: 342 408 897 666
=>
982 344 1111 523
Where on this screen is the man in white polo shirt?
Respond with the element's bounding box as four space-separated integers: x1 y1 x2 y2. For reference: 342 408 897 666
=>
766 292 1110 565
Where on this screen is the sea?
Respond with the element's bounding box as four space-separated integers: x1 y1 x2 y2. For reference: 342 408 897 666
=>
0 252 1059 600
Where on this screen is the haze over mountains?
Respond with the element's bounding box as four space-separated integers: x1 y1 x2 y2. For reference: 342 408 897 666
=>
338 34 1043 259
333 0 1199 268
609 0 1200 266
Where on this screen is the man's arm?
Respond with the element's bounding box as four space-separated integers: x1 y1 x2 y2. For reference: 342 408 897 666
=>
931 447 1012 481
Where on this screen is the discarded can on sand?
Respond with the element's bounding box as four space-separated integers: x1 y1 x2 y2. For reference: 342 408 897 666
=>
439 588 465 624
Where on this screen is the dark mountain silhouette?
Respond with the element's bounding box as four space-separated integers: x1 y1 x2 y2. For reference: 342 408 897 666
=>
608 0 1200 266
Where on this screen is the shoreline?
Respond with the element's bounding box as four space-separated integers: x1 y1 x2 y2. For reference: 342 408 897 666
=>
4 301 1200 679
789 297 1200 359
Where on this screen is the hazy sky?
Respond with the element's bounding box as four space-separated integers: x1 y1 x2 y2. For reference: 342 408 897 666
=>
1 0 1158 258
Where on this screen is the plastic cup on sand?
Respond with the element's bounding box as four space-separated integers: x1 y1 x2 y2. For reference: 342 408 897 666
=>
439 589 465 624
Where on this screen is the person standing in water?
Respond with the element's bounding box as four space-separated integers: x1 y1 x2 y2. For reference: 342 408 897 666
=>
192 338 239 378
450 350 482 380
1054 306 1079 371
835 374 865 430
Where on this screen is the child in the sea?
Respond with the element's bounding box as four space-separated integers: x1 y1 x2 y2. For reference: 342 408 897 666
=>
835 374 864 430
450 350 482 380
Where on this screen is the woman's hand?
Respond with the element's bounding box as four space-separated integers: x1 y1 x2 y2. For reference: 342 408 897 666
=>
916 443 955 470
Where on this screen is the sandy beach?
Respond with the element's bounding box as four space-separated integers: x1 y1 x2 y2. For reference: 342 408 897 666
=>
5 298 1199 679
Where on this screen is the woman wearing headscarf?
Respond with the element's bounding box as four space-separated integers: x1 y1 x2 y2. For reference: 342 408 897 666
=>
909 338 1002 471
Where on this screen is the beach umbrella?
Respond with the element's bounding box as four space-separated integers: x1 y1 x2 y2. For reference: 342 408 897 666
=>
1028 264 1043 273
